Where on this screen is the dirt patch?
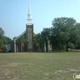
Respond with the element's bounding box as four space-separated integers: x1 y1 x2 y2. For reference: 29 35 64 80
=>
44 72 50 76
69 68 80 72
0 68 20 79
7 62 19 67
0 68 11 76
55 70 68 74
55 68 80 74
11 77 19 80
1 62 26 67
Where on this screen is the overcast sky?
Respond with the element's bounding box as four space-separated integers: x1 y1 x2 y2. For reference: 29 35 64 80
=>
0 0 80 39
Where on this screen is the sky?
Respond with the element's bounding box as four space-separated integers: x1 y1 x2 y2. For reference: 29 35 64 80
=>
0 0 80 39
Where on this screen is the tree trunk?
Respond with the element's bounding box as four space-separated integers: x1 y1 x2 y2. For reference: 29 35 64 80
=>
52 44 54 51
59 45 60 51
44 43 46 52
46 42 48 52
21 44 23 52
59 44 61 51
38 45 40 52
66 42 68 52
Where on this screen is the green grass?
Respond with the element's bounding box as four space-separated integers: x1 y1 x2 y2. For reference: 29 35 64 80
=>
0 52 80 80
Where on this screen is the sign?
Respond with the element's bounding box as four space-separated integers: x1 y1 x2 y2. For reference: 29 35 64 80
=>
73 74 80 80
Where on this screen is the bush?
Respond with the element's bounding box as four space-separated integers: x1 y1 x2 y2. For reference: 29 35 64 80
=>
68 42 75 49
1 45 7 52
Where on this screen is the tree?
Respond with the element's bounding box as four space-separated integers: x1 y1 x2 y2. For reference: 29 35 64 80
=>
75 23 80 49
33 33 44 51
51 17 77 51
41 28 51 52
0 28 4 49
0 28 4 37
3 36 11 44
0 27 12 52
16 36 28 52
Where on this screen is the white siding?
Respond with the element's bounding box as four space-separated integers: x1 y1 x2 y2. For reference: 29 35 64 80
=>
6 43 11 52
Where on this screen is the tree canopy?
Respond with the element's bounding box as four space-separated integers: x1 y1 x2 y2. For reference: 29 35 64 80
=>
35 17 80 52
0 27 11 51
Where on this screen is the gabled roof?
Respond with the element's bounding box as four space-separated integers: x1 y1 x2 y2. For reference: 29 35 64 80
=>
16 30 26 40
6 41 11 44
15 30 36 40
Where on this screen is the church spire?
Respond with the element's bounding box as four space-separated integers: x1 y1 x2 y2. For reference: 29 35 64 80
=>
27 0 32 25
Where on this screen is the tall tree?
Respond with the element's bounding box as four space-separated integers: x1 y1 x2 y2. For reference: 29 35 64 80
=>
75 23 80 49
0 28 4 37
41 28 51 52
0 28 4 49
51 17 76 51
3 36 11 44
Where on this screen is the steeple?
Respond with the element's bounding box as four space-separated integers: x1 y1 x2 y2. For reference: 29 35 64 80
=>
27 0 32 25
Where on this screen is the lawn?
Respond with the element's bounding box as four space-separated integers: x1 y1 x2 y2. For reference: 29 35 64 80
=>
0 52 80 80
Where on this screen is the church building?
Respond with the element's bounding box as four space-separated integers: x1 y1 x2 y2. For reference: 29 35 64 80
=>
6 1 51 52
6 1 37 52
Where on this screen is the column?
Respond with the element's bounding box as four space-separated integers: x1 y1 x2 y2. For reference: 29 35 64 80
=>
44 43 46 52
14 39 16 53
